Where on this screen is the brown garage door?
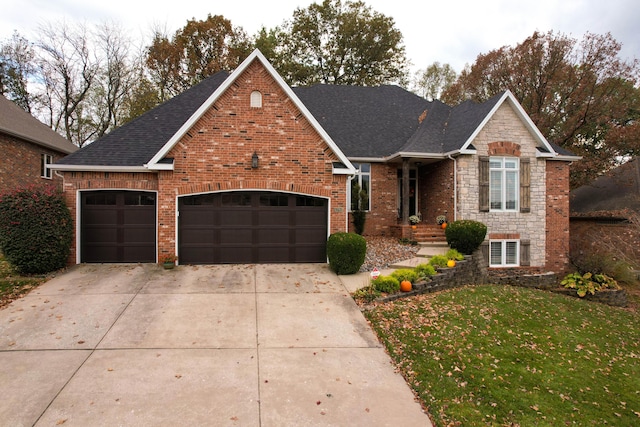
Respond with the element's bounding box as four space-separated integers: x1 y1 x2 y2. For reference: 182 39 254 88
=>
178 192 328 264
81 191 156 263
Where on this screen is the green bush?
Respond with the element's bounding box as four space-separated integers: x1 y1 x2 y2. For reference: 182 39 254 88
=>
372 275 400 293
561 272 620 297
390 268 419 283
0 185 73 274
445 248 464 261
445 220 487 255
429 255 449 268
415 263 436 280
326 232 367 275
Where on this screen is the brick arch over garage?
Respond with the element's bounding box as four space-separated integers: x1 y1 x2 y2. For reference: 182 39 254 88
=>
175 180 333 199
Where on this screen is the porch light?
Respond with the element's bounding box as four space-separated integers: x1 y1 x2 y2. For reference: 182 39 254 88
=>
252 151 259 168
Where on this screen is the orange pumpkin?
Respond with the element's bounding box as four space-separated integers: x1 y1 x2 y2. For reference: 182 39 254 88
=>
441 222 448 229
400 280 412 292
447 259 456 268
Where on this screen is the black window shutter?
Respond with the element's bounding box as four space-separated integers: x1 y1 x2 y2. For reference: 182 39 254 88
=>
479 156 490 212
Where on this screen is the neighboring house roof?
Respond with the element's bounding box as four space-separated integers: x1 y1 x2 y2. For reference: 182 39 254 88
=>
571 158 640 217
0 94 77 154
52 49 577 171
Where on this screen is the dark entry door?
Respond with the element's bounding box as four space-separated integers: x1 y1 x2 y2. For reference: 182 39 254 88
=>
81 191 156 263
178 192 328 264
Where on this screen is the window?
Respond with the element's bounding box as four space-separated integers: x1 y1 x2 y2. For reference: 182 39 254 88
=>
489 157 518 211
41 154 53 179
490 240 519 267
349 163 370 211
250 91 262 108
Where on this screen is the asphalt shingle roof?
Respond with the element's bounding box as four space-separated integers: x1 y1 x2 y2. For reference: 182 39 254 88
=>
55 66 562 168
57 71 229 166
293 84 431 158
0 94 77 154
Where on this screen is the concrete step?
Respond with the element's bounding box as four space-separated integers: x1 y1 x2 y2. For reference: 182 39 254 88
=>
417 246 448 257
389 257 430 269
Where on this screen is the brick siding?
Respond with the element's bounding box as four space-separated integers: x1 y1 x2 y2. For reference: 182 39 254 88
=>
0 132 66 192
61 60 348 263
546 161 571 273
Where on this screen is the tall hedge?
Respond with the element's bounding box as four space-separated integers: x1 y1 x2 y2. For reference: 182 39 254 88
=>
445 220 487 255
326 232 366 275
0 185 73 274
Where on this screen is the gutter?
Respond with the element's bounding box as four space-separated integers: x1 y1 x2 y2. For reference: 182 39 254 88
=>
49 164 152 173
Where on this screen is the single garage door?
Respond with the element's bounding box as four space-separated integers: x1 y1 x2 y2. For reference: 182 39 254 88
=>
179 191 328 264
81 191 156 263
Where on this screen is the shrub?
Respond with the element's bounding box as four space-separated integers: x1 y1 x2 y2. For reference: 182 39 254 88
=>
445 220 487 255
0 185 73 274
445 248 464 261
326 232 366 275
390 268 419 283
429 255 449 268
571 252 638 287
415 263 436 280
372 275 400 293
561 272 620 297
352 286 381 303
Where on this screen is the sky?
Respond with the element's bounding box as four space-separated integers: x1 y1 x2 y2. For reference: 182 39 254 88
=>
1 0 639 76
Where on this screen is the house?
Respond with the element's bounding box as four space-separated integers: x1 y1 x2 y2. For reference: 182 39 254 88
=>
52 49 579 272
570 158 640 266
0 94 77 192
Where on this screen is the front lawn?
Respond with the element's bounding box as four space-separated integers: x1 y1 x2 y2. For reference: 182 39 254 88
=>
365 285 640 426
0 255 43 309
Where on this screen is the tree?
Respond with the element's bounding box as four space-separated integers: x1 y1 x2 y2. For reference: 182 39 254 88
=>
35 21 99 147
442 31 640 188
0 32 37 112
269 0 408 86
146 15 252 99
411 62 457 101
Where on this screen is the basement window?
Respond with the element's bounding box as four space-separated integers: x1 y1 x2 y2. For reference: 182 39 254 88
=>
250 91 262 108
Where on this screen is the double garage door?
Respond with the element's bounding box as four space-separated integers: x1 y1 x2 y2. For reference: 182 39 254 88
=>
80 190 328 264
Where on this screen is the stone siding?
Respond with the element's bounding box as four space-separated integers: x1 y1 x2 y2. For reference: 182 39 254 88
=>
456 103 548 269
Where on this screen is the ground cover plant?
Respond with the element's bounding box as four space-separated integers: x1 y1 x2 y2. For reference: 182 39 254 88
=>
0 253 43 309
365 285 640 426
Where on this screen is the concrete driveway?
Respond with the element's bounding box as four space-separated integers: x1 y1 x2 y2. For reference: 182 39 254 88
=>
0 264 431 426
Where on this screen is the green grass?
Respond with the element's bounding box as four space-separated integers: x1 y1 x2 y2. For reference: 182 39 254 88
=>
365 285 640 426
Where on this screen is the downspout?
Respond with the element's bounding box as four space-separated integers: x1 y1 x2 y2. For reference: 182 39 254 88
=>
447 154 457 221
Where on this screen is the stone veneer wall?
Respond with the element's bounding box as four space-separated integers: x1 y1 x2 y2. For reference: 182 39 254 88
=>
456 103 547 269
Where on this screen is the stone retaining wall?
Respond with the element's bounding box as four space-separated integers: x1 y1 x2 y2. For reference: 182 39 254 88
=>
374 254 628 307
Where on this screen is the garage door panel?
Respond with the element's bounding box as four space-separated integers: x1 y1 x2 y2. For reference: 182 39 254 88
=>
219 228 251 242
258 228 290 243
81 191 156 263
220 210 252 227
180 229 216 244
179 192 326 264
258 210 290 225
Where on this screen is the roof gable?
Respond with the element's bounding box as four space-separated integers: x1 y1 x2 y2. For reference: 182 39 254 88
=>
0 94 77 154
459 91 569 158
146 50 354 174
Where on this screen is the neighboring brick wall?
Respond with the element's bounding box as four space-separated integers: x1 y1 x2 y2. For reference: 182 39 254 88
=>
61 171 160 263
457 102 548 269
570 218 640 266
0 132 66 192
419 160 454 225
546 161 571 273
156 60 348 259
